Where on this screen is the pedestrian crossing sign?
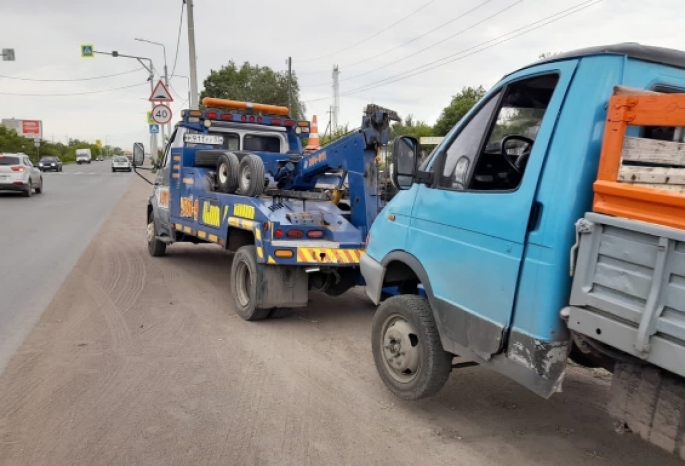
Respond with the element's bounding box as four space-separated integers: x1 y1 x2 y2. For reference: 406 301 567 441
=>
81 44 94 58
149 124 160 134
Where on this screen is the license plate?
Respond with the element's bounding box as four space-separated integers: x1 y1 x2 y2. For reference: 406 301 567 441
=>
184 134 223 145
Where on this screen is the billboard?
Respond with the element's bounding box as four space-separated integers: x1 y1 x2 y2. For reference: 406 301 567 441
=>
1 118 43 139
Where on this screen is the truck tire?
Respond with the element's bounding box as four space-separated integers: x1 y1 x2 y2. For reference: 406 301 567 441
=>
147 212 167 257
216 152 240 193
194 151 222 168
231 246 270 321
372 295 452 400
238 154 265 197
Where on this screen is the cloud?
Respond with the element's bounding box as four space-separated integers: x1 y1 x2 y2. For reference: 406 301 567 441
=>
0 0 683 149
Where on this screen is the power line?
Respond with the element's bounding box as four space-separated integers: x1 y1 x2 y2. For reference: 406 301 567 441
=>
0 68 144 82
297 0 438 64
304 0 602 103
0 82 148 97
170 1 186 77
305 0 523 87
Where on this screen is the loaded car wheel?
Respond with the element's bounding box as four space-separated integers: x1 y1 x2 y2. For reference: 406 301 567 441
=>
216 152 240 193
371 295 453 400
238 154 266 197
147 212 167 257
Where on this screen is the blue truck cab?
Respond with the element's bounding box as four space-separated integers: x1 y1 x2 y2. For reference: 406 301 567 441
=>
361 43 685 402
137 99 398 320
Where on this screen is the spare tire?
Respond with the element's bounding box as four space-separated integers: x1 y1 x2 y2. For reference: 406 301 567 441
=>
216 152 240 193
195 150 225 168
238 154 266 197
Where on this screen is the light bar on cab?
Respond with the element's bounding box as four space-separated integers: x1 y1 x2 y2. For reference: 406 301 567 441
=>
202 98 290 116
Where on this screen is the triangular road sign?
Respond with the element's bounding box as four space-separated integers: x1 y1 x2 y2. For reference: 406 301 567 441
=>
149 80 173 102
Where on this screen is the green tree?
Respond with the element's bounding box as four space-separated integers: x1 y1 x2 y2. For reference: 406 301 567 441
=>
390 115 434 140
200 61 306 118
433 86 487 136
320 125 350 146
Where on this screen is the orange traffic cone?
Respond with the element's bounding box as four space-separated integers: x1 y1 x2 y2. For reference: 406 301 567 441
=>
304 115 321 152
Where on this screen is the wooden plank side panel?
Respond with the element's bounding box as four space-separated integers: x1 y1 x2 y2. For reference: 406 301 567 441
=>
621 137 685 167
618 166 685 185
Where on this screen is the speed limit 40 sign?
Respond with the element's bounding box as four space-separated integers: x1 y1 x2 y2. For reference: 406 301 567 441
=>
151 104 172 125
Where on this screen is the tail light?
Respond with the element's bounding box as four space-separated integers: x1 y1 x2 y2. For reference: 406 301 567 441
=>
286 229 304 238
10 166 24 172
275 229 283 238
307 230 323 238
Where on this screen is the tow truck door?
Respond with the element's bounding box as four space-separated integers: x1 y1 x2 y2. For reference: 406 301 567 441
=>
155 127 184 236
408 61 577 356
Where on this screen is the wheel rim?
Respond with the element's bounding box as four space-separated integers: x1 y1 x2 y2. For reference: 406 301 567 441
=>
218 163 228 184
147 221 155 243
235 261 252 308
240 165 251 191
380 314 421 384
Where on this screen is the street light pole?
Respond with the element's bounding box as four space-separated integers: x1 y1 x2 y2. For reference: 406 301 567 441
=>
135 38 172 139
172 75 191 106
186 0 200 109
95 50 158 162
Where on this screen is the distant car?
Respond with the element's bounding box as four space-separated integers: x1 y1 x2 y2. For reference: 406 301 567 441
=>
111 156 132 172
0 153 43 197
38 155 63 172
95 155 104 161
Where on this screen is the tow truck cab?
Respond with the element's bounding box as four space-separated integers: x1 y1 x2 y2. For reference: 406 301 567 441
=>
362 43 685 401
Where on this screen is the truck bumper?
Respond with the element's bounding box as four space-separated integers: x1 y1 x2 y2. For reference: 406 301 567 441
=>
360 253 384 305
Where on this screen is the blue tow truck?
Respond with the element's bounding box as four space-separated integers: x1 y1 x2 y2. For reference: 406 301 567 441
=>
133 98 398 320
362 43 685 459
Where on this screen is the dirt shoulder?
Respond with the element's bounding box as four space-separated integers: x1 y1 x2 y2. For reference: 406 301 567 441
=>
0 178 679 466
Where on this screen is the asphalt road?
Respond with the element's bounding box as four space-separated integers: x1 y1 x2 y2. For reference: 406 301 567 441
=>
0 179 679 466
0 159 134 374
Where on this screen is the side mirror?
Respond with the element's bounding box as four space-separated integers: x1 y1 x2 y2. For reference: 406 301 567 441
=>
132 143 145 167
391 136 420 190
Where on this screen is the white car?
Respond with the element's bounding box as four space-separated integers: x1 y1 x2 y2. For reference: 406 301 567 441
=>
111 156 132 172
0 153 43 197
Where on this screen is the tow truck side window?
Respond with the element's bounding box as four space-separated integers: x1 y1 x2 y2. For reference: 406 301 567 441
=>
220 133 240 151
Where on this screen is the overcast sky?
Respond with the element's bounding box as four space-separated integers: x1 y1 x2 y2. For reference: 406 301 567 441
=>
0 0 683 150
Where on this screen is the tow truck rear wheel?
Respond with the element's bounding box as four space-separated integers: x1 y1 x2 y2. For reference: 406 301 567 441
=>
238 154 265 197
216 152 240 193
372 295 452 400
231 245 270 321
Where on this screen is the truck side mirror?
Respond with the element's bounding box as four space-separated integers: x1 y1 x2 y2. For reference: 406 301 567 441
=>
132 142 145 167
391 136 420 190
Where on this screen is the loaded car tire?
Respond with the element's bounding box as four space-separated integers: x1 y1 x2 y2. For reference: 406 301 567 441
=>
194 151 223 168
216 152 240 193
371 295 453 401
147 212 167 257
231 245 270 321
238 154 266 197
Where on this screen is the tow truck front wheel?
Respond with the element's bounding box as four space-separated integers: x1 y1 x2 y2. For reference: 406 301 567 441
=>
147 213 167 257
372 295 452 400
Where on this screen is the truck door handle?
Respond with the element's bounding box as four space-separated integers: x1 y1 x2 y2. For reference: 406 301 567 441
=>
527 201 543 232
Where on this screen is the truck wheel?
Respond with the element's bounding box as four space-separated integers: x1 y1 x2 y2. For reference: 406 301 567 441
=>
372 295 452 400
216 152 240 193
147 213 167 257
238 154 265 197
231 245 270 321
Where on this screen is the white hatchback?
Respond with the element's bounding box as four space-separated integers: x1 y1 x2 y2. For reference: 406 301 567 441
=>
111 156 132 172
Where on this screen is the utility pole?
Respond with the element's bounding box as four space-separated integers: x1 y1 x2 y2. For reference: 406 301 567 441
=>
287 57 293 116
135 38 172 139
332 65 340 133
186 0 200 109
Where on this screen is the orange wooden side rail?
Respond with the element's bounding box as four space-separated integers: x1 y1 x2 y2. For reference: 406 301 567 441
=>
593 92 685 230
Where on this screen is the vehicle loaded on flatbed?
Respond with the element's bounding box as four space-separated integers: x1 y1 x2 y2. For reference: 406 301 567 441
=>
133 98 399 320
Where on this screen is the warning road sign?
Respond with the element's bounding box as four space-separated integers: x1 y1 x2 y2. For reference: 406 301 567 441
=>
151 104 172 125
149 80 173 102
